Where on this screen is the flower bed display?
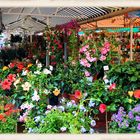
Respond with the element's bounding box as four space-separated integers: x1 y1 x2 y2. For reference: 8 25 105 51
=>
0 28 139 133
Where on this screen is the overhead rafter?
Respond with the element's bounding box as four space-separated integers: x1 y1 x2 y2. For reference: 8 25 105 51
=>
3 12 78 18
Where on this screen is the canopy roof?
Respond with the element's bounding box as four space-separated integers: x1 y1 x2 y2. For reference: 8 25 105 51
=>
1 7 126 33
1 7 140 33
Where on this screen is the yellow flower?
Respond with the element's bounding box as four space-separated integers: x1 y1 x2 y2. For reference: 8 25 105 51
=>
53 89 60 96
2 66 9 71
128 99 132 104
27 63 33 68
128 91 134 97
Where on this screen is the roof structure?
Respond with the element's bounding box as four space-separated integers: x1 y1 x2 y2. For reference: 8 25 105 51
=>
0 7 140 33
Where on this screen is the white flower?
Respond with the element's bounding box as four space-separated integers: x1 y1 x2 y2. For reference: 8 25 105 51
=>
34 70 41 75
14 78 21 87
37 63 42 68
47 105 52 110
32 90 40 101
66 102 72 108
81 119 85 122
60 97 65 103
89 100 95 107
22 82 31 91
43 68 51 75
72 111 77 116
34 116 40 122
28 128 33 133
49 65 53 71
58 106 65 112
60 127 67 132
53 106 57 110
45 110 50 114
90 128 95 134
79 105 86 112
90 120 96 127
22 70 28 76
44 89 50 95
80 126 86 133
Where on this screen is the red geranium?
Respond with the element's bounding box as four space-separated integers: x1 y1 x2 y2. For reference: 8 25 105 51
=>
134 90 140 99
99 104 107 113
74 90 82 99
109 83 116 91
7 74 16 82
1 79 12 90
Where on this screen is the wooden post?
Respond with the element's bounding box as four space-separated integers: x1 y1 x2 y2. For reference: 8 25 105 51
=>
64 28 67 63
130 19 133 61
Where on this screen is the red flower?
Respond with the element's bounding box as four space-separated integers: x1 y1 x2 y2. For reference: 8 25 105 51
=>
134 90 140 99
51 62 57 66
109 83 116 91
0 114 4 120
74 90 82 99
51 55 55 60
58 45 63 49
1 79 12 90
99 104 107 113
4 103 14 111
9 62 16 68
7 74 16 82
17 63 24 70
5 110 13 116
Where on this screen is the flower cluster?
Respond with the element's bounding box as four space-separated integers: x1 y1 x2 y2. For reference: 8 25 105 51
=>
110 105 140 133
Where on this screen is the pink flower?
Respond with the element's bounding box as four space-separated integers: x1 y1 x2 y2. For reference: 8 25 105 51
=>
100 55 106 61
86 56 97 62
101 48 108 55
79 45 89 53
32 90 40 101
109 83 116 91
85 71 91 77
104 42 110 48
80 59 91 68
99 104 107 113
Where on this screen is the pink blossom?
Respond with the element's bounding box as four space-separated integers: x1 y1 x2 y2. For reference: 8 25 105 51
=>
85 71 91 77
104 42 110 48
101 48 108 55
85 63 91 68
86 56 97 62
109 83 116 91
80 59 91 68
100 55 106 61
85 51 90 57
79 45 89 53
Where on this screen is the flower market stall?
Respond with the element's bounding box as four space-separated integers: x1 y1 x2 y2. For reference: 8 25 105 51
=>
0 6 140 134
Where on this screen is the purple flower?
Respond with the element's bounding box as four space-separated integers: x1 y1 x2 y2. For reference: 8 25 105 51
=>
128 111 134 119
136 116 140 122
137 123 140 130
133 105 140 113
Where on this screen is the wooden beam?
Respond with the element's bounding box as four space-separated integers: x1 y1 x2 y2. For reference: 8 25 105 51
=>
79 8 140 25
3 12 78 18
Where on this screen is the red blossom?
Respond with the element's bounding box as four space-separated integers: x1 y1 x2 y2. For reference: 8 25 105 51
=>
51 62 57 66
17 63 24 70
5 110 13 116
4 103 14 111
58 45 63 49
99 104 107 113
109 83 116 91
1 79 12 90
134 90 140 99
74 90 82 99
9 62 16 68
0 114 6 122
7 74 16 82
